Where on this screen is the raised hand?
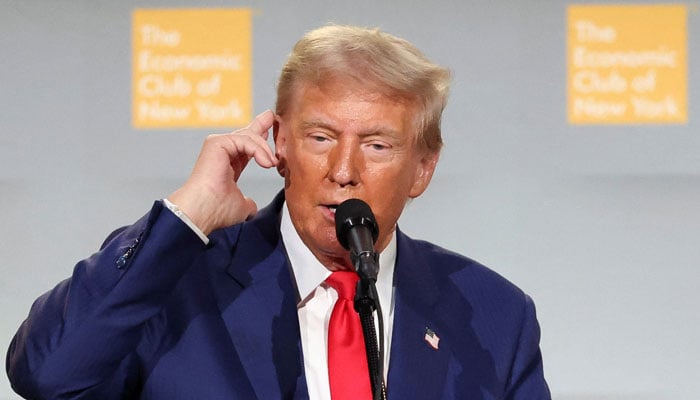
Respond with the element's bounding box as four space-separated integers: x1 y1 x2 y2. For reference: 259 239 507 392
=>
168 110 278 235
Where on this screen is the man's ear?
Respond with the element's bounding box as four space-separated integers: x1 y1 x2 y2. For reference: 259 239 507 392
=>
273 115 287 177
408 151 440 199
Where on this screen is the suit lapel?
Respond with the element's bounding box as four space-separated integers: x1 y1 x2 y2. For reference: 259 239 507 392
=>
386 231 451 399
211 193 308 399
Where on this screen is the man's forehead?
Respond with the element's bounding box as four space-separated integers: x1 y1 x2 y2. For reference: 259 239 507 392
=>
290 86 417 133
277 78 423 143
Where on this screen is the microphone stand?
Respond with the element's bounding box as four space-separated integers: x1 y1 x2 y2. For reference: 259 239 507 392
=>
352 250 386 400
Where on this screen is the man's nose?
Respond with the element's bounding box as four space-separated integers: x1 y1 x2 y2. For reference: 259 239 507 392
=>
328 139 361 187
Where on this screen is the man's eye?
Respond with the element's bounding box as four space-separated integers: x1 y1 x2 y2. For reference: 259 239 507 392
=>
370 143 388 151
312 135 329 142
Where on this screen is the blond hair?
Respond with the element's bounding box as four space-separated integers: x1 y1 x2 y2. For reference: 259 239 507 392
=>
275 25 451 153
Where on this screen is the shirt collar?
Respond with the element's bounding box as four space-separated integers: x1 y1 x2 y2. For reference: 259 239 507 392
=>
280 201 396 304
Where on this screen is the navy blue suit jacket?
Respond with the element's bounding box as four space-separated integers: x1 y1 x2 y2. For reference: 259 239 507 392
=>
7 192 550 399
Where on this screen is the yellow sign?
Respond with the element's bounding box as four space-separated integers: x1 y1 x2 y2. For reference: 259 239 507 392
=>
132 8 252 128
567 4 687 124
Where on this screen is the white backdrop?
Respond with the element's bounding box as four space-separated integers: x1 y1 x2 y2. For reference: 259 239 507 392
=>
1 1 699 399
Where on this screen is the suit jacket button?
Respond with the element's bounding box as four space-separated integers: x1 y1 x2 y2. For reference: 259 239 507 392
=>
116 255 128 269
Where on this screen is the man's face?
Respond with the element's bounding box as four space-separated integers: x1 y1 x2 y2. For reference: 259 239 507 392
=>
274 79 438 271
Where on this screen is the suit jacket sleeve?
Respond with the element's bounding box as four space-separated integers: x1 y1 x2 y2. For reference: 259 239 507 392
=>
504 294 550 399
6 201 208 399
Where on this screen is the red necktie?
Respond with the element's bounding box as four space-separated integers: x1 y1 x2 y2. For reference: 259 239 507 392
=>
326 271 372 400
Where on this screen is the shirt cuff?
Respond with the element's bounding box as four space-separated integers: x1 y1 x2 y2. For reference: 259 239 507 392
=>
162 198 210 245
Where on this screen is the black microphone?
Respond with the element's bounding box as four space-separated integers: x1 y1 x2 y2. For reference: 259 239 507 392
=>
334 198 380 282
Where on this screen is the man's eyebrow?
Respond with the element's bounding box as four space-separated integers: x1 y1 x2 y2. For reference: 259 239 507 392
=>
299 119 337 132
358 127 404 140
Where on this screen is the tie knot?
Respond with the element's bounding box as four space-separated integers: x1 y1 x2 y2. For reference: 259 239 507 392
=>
325 271 359 300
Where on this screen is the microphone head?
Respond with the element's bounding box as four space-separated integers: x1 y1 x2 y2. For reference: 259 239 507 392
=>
334 198 379 250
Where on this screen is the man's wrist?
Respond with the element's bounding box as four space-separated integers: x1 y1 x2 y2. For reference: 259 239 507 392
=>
162 198 210 245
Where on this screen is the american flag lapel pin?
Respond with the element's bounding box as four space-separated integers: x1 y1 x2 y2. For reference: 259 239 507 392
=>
424 327 440 350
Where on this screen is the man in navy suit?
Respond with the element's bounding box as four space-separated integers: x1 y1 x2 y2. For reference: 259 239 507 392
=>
7 25 550 399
